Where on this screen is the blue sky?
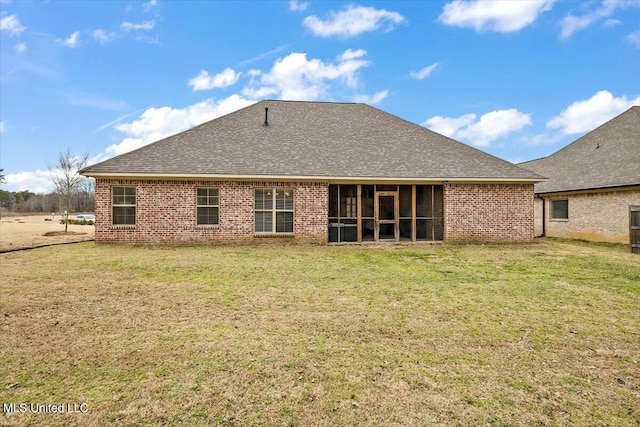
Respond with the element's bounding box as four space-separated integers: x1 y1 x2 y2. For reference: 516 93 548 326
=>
1 0 639 193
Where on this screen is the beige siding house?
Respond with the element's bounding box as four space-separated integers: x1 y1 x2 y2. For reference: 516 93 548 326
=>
81 100 543 244
521 106 640 245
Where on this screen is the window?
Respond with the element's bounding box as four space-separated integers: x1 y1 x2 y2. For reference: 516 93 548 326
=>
196 188 219 225
255 188 294 233
112 186 136 225
551 199 568 220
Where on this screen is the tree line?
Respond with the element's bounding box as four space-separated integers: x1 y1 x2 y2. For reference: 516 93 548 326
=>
0 183 94 214
0 151 95 215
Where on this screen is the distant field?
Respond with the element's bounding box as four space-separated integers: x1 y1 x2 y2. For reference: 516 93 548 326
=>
0 214 94 251
1 240 638 426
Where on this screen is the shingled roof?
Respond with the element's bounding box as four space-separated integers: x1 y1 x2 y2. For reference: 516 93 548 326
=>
520 106 640 194
82 100 543 182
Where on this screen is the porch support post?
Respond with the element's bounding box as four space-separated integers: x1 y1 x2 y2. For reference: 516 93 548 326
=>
357 184 362 243
411 184 416 242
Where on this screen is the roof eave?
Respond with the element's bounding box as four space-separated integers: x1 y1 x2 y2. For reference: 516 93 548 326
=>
82 172 545 184
535 183 640 195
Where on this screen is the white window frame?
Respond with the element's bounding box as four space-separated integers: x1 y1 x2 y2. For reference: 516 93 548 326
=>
254 188 294 234
112 186 136 225
196 187 220 226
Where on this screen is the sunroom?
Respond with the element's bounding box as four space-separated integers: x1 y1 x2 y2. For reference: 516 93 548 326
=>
328 184 444 243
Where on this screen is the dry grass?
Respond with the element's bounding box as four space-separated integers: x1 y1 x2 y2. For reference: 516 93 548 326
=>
0 214 94 251
0 239 638 426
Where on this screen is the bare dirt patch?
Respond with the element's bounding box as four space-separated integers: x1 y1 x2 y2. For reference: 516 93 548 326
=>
0 214 94 251
43 231 88 237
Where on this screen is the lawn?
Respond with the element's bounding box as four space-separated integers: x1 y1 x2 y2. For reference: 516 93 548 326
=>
0 240 638 426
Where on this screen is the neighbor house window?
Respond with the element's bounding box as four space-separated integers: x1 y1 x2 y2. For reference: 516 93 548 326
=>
112 186 136 225
255 188 294 233
196 187 219 225
551 199 569 220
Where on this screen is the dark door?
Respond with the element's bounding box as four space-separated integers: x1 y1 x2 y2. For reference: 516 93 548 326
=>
375 192 398 241
631 206 640 254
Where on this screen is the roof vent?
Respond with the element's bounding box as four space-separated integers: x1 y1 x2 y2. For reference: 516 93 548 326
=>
264 107 269 126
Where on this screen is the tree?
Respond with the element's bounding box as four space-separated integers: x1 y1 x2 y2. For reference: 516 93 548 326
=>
0 168 5 184
50 148 89 232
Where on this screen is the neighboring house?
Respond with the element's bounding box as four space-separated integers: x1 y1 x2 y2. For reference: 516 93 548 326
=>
81 100 543 244
520 106 640 246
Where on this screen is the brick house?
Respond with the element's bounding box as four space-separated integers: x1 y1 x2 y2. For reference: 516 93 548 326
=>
520 106 640 245
81 100 543 244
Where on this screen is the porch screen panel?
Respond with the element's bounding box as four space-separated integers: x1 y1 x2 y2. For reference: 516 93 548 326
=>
328 184 360 242
400 185 412 241
339 185 357 242
361 185 375 241
415 185 444 241
328 185 339 242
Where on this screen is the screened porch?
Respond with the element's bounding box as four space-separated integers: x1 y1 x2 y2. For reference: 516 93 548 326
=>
328 184 444 243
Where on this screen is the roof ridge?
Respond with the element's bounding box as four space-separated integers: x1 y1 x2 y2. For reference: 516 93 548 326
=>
263 99 360 105
549 105 640 158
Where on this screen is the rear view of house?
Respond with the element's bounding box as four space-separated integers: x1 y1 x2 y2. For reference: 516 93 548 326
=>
521 106 640 249
81 100 543 244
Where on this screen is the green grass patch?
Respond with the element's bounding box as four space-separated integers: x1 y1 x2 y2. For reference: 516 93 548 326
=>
1 239 638 426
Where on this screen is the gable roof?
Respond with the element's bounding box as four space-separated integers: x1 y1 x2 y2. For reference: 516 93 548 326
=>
82 100 543 182
520 106 640 194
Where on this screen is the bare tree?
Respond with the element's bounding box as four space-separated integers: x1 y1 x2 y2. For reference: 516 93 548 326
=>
50 148 89 232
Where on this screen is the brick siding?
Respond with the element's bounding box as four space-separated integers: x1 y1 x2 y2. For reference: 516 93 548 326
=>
95 179 328 244
95 179 535 244
444 183 534 242
542 188 640 243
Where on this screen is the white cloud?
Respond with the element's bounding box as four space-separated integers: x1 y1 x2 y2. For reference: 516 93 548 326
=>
353 90 388 105
4 170 54 194
143 0 158 13
0 121 6 132
3 165 94 194
628 29 640 48
289 0 309 12
439 0 554 32
121 20 155 31
560 0 640 39
105 95 255 156
410 63 439 79
338 48 367 61
188 68 241 91
61 31 80 48
93 29 114 44
546 90 640 135
14 41 26 53
423 109 531 146
0 12 26 35
242 50 371 101
423 114 477 138
303 5 406 38
603 18 621 27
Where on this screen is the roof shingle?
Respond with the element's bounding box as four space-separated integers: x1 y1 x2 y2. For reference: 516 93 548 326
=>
521 106 640 194
82 100 543 181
